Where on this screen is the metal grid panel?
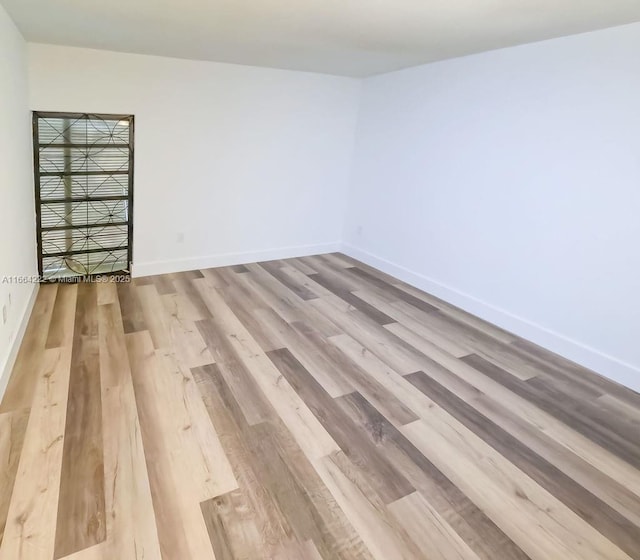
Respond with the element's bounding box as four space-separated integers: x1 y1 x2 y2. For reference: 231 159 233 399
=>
33 112 134 281
39 174 130 201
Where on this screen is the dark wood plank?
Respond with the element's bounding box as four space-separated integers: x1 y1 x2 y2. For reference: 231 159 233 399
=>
398 349 640 525
45 285 79 349
237 265 341 338
194 363 370 559
317 254 399 286
153 274 177 295
212 273 287 353
54 283 106 559
308 273 395 325
461 353 640 468
309 294 426 375
345 266 439 314
116 281 146 333
0 409 30 546
255 261 318 301
258 260 319 301
525 363 603 401
290 320 418 426
230 264 249 273
335 391 531 560
195 324 272 425
194 363 297 556
171 273 213 320
595 394 640 429
207 268 238 290
471 392 640 529
200 490 265 560
406 370 640 560
267 348 414 504
180 269 205 280
251 419 370 559
413 309 547 380
527 376 640 447
254 308 355 398
513 338 640 406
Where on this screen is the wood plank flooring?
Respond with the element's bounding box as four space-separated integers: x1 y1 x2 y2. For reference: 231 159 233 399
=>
1 252 640 559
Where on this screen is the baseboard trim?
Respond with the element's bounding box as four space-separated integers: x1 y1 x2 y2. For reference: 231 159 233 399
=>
132 242 343 277
341 243 640 393
0 283 40 401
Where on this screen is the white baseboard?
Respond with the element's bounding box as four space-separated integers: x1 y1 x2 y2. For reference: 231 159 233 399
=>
341 243 640 393
0 283 40 401
132 242 343 277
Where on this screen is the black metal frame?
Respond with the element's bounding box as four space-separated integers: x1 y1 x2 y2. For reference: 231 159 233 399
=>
32 111 135 281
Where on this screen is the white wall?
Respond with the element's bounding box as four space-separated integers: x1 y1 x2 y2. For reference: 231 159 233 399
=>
27 44 361 275
21 27 640 392
0 4 39 395
345 23 640 391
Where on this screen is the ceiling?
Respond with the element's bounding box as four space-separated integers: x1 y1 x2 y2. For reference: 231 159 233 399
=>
4 0 640 77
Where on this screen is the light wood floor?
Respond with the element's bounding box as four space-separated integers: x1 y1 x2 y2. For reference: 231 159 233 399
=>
1 253 640 560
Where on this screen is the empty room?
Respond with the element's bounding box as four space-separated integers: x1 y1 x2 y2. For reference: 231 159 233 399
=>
1 0 640 558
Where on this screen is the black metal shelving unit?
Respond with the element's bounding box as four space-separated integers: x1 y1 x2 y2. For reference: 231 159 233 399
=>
32 112 134 281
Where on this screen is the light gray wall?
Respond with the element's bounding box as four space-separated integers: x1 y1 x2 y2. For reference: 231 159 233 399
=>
0 3 38 394
16 20 640 392
27 44 361 275
344 23 640 390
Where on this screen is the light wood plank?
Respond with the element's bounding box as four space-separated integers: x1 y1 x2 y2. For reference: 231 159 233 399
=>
54 284 105 559
313 451 422 560
126 331 218 560
96 281 118 306
136 284 171 349
98 303 161 560
0 285 57 412
156 348 238 499
0 347 72 560
0 409 29 545
194 277 340 460
387 492 481 560
255 307 355 398
4 253 640 560
388 323 640 498
402 415 632 560
310 295 422 375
